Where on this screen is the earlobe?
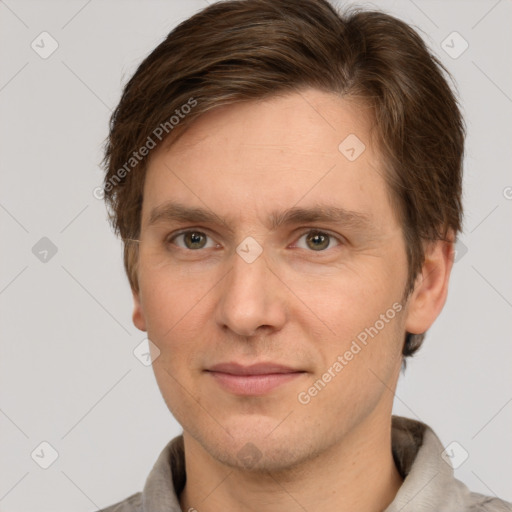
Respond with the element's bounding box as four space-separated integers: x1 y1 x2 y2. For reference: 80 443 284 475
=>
132 288 147 332
404 236 455 335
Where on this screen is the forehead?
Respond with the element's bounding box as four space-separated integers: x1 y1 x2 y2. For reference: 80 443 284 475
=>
162 90 375 163
142 89 395 231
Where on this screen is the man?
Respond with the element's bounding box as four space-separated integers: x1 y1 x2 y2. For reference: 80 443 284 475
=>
99 0 512 510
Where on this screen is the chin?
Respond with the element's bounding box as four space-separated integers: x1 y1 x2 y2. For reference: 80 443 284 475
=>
211 439 310 474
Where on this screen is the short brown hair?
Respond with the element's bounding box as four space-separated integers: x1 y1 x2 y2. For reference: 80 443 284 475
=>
103 0 464 360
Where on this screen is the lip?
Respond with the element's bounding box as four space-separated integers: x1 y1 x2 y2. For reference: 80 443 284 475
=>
207 362 301 375
205 362 306 396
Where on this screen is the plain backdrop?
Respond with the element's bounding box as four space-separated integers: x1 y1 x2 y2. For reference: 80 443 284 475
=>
0 0 511 510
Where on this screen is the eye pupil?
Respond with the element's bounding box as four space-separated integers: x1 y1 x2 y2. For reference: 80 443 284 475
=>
185 232 206 249
306 232 329 251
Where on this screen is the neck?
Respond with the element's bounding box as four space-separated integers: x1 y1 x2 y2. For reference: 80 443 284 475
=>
179 414 403 512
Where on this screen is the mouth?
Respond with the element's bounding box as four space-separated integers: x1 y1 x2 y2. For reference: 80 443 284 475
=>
205 362 307 396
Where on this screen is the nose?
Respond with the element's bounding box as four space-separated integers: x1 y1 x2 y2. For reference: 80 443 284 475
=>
215 249 287 337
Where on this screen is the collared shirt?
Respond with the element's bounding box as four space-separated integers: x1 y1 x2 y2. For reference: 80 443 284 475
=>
98 416 512 511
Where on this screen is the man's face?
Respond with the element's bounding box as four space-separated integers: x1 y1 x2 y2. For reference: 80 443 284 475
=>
133 89 415 471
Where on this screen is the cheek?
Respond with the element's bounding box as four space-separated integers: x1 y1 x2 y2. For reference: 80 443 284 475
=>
137 275 201 391
140 271 210 415
298 301 404 423
138 257 216 334
284 262 406 390
282 257 404 331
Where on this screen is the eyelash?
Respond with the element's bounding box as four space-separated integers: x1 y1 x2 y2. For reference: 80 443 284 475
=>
166 228 344 253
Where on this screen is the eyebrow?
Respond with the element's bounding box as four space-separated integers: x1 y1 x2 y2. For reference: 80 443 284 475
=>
147 201 374 233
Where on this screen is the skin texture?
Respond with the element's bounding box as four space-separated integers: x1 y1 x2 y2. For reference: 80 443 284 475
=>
131 89 454 512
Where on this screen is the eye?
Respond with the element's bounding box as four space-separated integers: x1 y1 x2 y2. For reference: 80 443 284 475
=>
169 230 218 250
294 230 340 251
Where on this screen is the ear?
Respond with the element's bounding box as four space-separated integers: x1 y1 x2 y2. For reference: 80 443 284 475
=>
404 234 455 335
132 287 147 332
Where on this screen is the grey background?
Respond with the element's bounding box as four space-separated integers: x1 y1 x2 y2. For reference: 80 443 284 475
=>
0 0 511 510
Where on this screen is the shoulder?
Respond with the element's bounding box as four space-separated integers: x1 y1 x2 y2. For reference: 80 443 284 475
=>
96 492 142 512
465 491 512 512
389 416 512 511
